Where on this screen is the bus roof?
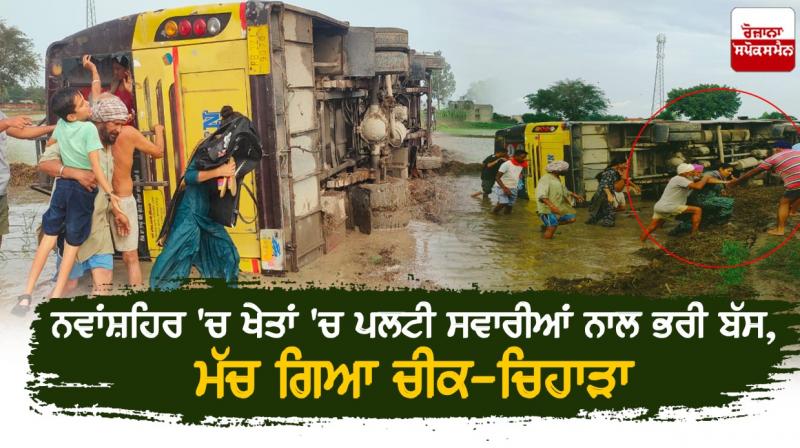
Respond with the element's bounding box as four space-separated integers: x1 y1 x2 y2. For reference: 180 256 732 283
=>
47 2 350 61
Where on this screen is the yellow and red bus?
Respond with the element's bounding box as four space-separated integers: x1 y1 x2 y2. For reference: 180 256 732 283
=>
494 122 572 197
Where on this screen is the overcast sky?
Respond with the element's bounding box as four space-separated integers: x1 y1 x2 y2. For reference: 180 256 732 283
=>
1 0 798 117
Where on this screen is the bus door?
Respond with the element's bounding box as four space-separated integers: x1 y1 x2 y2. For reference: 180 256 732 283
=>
525 135 541 199
180 65 261 273
132 41 262 273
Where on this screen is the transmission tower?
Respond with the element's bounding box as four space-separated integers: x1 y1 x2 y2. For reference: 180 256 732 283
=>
651 33 666 116
86 0 96 28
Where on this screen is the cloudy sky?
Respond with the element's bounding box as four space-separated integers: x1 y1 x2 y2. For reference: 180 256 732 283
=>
1 0 797 117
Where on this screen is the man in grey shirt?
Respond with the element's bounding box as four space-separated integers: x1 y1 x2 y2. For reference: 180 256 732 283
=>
640 163 725 242
0 110 56 248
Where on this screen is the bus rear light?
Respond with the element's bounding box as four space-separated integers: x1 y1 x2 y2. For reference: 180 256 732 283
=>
155 13 231 42
193 18 207 36
178 19 192 37
207 17 222 35
163 20 178 38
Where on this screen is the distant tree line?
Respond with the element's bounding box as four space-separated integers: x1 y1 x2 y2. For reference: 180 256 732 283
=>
0 84 45 105
524 79 744 122
0 20 41 98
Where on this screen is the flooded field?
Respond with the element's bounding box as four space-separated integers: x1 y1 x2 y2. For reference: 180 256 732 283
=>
4 114 46 165
0 190 52 303
410 174 650 291
0 132 653 301
6 132 786 299
433 132 494 163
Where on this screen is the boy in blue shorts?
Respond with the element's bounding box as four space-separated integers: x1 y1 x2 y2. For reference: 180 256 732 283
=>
537 160 583 239
15 88 119 312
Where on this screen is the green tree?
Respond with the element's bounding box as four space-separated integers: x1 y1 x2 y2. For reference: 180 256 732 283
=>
429 51 455 109
587 113 626 121
759 111 797 120
521 112 559 123
524 79 609 121
0 20 40 96
656 109 677 120
25 85 46 106
665 84 741 120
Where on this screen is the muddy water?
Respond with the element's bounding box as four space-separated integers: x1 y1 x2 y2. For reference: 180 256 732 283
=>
0 193 53 302
409 175 651 291
433 132 494 163
5 114 46 165
6 137 39 165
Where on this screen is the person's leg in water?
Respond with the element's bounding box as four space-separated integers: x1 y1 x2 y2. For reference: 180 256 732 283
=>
492 185 515 214
542 214 576 239
767 196 792 236
121 250 142 286
541 214 558 239
90 267 113 296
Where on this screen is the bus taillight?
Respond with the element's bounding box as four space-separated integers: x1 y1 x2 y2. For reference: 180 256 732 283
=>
155 13 231 41
193 18 207 36
178 19 192 37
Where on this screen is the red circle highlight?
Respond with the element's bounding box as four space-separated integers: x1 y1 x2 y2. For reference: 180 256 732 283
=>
626 87 800 269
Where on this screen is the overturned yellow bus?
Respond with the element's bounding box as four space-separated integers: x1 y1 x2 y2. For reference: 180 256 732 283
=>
496 119 799 199
42 2 443 273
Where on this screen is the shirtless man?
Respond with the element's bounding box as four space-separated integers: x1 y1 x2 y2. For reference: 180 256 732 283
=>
84 55 164 285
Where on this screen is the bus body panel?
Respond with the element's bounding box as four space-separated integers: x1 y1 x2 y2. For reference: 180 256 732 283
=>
131 3 245 51
132 11 265 270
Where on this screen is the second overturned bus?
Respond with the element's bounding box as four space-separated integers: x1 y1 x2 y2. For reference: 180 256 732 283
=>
496 119 799 199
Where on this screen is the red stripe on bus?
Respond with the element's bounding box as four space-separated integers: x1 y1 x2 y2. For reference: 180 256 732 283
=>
240 2 247 31
171 47 185 173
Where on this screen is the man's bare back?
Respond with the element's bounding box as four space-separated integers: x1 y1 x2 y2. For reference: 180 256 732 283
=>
112 125 164 197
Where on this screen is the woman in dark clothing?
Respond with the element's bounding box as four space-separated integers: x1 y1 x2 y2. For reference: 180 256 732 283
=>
149 158 239 291
586 156 628 227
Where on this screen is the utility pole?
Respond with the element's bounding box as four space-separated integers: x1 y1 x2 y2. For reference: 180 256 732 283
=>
651 33 666 116
86 0 96 28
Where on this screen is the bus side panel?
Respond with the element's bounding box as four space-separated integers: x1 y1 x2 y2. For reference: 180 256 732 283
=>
133 40 263 267
131 48 179 257
177 42 261 262
524 124 568 197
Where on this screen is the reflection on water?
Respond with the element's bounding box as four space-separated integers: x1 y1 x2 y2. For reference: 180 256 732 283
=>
410 175 650 291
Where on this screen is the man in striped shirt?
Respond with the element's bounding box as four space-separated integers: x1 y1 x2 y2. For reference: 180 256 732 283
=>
728 140 800 236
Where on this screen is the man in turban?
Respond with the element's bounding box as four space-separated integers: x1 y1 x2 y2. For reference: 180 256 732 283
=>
536 160 583 239
81 56 164 286
39 93 162 293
